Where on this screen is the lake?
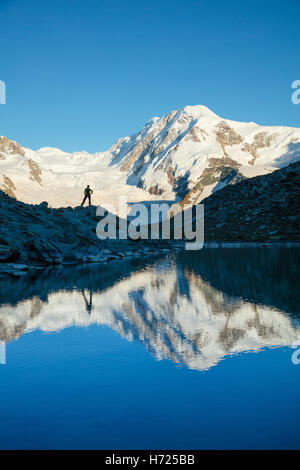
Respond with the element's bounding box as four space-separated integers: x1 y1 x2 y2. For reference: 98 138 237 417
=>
0 247 299 449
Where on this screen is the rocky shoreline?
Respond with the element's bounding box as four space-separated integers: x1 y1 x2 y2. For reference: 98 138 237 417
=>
0 241 299 276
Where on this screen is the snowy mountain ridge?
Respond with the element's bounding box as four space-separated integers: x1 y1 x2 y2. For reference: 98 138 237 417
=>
1 105 300 211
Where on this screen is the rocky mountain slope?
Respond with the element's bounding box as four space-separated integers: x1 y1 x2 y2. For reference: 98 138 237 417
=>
1 105 300 210
199 160 300 242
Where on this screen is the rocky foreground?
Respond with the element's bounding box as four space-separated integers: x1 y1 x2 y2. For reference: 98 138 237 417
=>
0 194 174 272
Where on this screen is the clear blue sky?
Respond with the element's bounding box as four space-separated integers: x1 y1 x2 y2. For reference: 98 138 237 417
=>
0 0 299 153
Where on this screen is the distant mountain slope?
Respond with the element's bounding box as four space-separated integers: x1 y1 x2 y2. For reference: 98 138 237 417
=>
1 105 300 209
0 136 156 211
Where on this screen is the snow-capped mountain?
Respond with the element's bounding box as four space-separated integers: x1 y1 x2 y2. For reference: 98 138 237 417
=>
1 105 300 210
108 105 300 205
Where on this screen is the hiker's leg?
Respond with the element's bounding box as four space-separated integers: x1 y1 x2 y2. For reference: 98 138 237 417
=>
81 196 87 206
88 195 91 206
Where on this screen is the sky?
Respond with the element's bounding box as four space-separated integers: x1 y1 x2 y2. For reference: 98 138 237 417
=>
0 0 300 153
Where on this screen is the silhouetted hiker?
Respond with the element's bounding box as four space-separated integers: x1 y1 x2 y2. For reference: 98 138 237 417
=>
81 185 93 206
82 289 94 315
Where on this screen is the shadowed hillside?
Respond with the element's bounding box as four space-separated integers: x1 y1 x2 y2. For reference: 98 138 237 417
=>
195 161 300 242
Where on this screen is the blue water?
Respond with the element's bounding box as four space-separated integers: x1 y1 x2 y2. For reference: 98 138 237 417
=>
0 248 299 449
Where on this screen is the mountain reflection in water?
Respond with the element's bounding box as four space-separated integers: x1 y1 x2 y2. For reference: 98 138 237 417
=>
0 248 299 371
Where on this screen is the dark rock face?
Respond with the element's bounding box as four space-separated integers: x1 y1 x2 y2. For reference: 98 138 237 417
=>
200 161 300 242
0 191 116 265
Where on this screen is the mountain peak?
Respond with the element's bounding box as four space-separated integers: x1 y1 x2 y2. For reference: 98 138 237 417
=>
180 104 220 120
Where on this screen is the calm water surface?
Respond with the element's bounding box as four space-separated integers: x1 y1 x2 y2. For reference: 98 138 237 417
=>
0 248 299 449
